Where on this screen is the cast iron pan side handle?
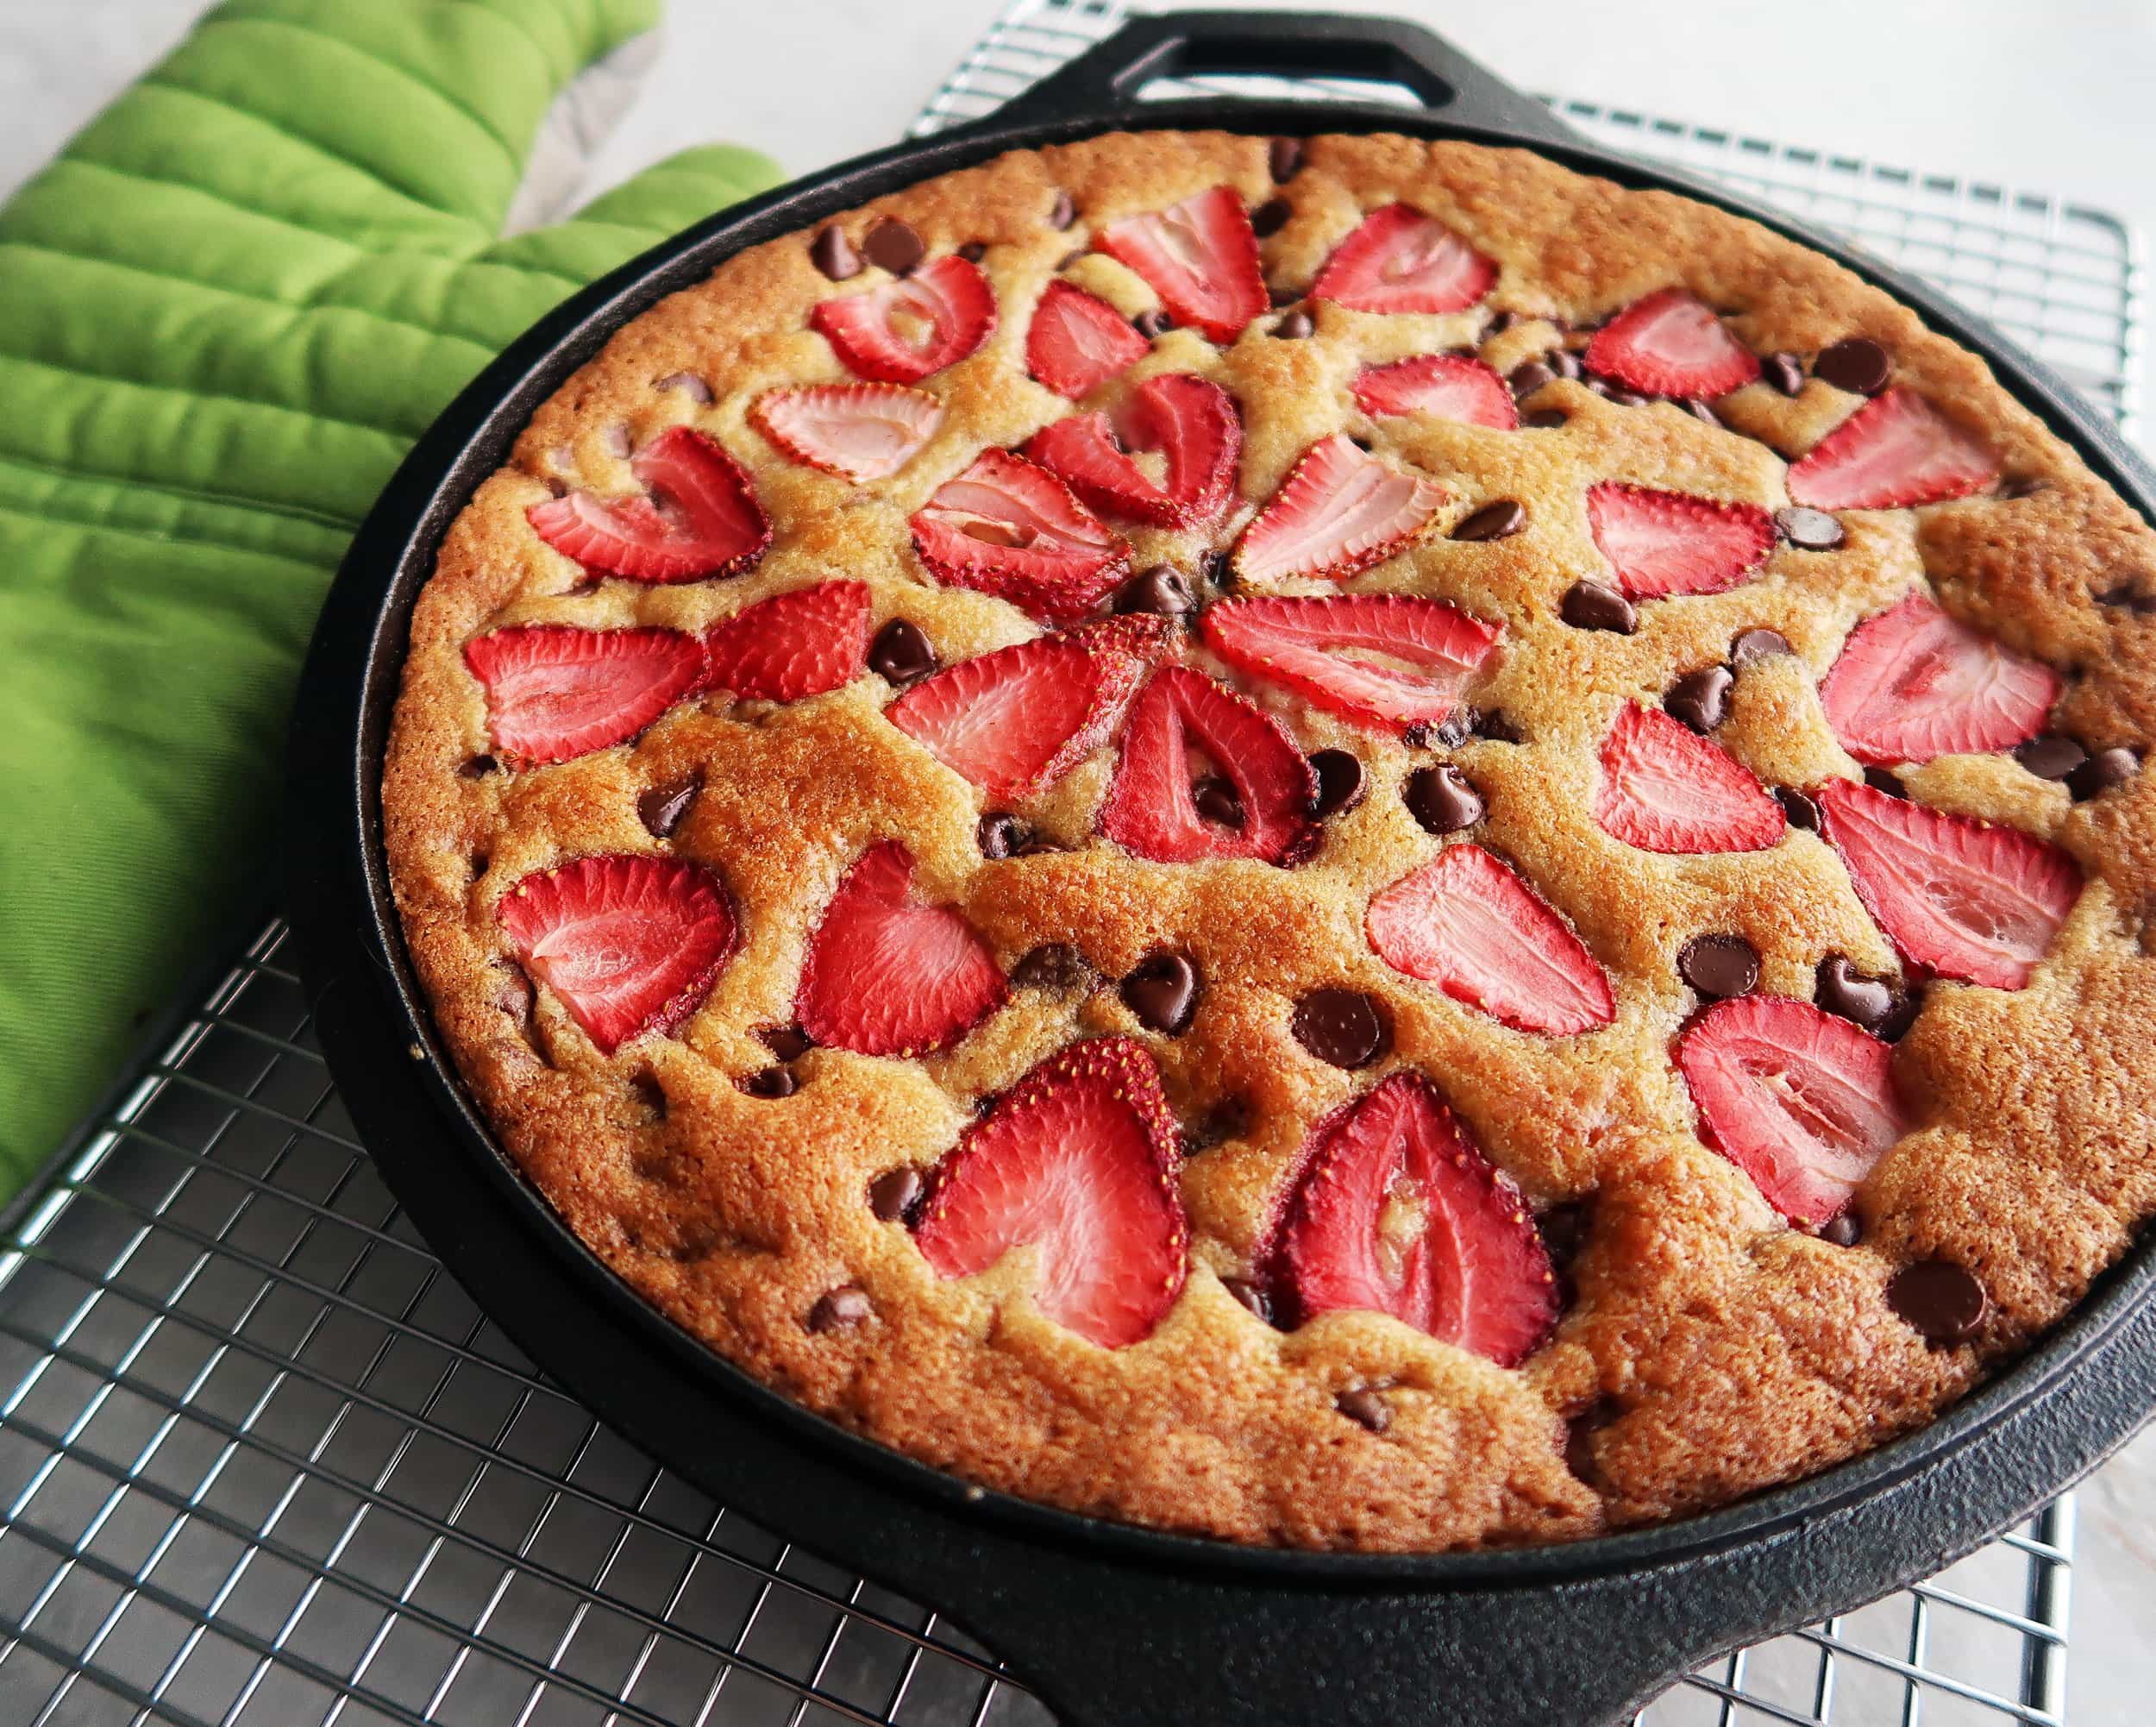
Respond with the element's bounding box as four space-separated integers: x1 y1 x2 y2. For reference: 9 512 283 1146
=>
1009 9 1584 147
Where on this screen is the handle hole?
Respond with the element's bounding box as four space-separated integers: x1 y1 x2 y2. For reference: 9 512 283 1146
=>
1129 71 1438 112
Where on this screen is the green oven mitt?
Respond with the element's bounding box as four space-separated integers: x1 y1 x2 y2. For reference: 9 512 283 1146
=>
0 0 782 1189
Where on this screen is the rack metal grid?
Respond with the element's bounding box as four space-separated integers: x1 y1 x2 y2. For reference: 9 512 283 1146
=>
1 3 2140 1722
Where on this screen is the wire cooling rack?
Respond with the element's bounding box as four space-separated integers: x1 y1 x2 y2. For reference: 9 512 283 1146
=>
2 4 2141 1724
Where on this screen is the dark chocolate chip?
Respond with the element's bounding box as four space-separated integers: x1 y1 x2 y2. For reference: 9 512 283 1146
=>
806 1286 873 1332
655 371 713 405
1406 763 1485 835
1814 336 1892 396
1584 376 1614 399
1819 1213 1863 1247
1193 775 1244 829
1056 246 1086 271
1475 709 1524 744
2000 477 2046 499
1122 951 1200 1035
869 619 937 686
1223 1276 1273 1323
1114 564 1195 617
1679 933 1760 1000
862 217 925 276
1521 407 1569 430
1250 198 1292 239
1547 348 1584 382
1775 787 1821 832
1201 550 1233 590
2015 734 2088 781
1732 627 1794 666
638 776 700 839
809 224 861 281
1048 190 1076 230
1269 283 1304 308
1814 956 1899 1034
1865 766 1906 798
869 1167 926 1222
1561 581 1637 634
1607 388 1651 408
1776 506 1846 551
1012 943 1093 992
1451 499 1526 543
459 753 498 780
1682 397 1721 427
741 1067 798 1099
1269 136 1305 181
1334 1387 1391 1433
1488 311 1522 335
757 1023 814 1061
1538 1200 1592 1271
1290 988 1392 1070
956 241 987 263
1762 351 1805 396
977 812 1029 859
1273 309 1314 340
1665 665 1733 732
2068 745 2139 801
1132 308 1172 339
1507 359 1557 397
1309 749 1367 818
1886 1259 1988 1346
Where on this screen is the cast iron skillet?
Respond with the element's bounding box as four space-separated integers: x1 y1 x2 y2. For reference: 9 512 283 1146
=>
285 14 2156 1724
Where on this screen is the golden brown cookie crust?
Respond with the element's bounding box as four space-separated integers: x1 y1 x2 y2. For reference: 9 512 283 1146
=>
381 130 2156 1551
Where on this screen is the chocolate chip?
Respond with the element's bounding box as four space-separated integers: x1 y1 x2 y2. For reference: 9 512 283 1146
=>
1193 775 1244 829
1475 710 1524 744
1012 943 1092 992
862 217 925 276
1200 550 1233 590
741 1067 798 1099
1122 951 1199 1035
1273 309 1314 340
1547 349 1583 382
809 224 861 280
977 812 1029 858
1819 1213 1863 1247
1309 750 1367 818
1487 311 1522 335
1538 1201 1592 1270
1814 337 1892 396
655 371 713 405
1451 499 1526 543
1334 1387 1391 1433
1521 408 1569 430
757 1023 814 1061
1269 136 1305 181
2016 734 2088 781
2000 477 2046 499
1776 506 1845 551
1814 956 1900 1033
806 1286 873 1332
1606 388 1652 409
1507 359 1557 397
1406 763 1484 834
956 241 987 263
599 424 632 459
1291 988 1391 1069
869 619 937 686
1268 283 1303 308
1679 933 1760 999
1732 627 1794 666
1561 581 1637 634
1682 397 1721 427
1665 666 1733 732
1250 198 1292 238
638 776 700 838
1132 308 1172 339
1774 787 1821 832
869 1167 926 1222
2068 745 2139 801
1223 1276 1273 1323
1762 351 1805 396
1114 565 1195 617
459 753 498 780
1885 1259 1988 1346
1055 246 1086 272
1865 766 1906 798
1048 190 1076 230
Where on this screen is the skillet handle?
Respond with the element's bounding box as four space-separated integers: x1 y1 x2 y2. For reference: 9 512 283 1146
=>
1007 9 1584 147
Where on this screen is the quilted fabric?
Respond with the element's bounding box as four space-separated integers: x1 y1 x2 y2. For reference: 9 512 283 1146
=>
0 0 782 1188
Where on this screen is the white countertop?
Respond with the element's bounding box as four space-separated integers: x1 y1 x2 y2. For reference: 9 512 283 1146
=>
6 0 2153 1715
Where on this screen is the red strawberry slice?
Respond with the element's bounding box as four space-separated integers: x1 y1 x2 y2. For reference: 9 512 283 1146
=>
1098 666 1319 865
700 580 871 701
526 427 770 583
1819 591 2059 766
1024 374 1242 529
749 384 943 481
1094 185 1267 344
1200 593 1501 737
910 450 1131 621
809 254 997 385
915 1038 1187 1348
1595 704 1785 855
498 855 738 1056
1678 995 1906 1227
1261 1072 1557 1366
1025 279 1152 398
1352 354 1518 430
1583 288 1761 399
887 614 1170 800
464 625 705 766
795 840 1007 1056
1365 844 1614 1036
1232 435 1446 583
1586 481 1777 600
1310 204 1498 317
1788 387 2001 511
1817 779 2079 989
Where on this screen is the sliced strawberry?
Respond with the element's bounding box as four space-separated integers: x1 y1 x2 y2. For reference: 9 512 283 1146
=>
1595 704 1785 855
809 254 997 385
1583 288 1761 399
1025 279 1151 398
700 580 871 701
1094 185 1267 343
887 615 1170 799
1677 995 1906 1227
749 384 943 481
1365 845 1614 1036
464 625 705 766
1098 666 1319 865
1232 435 1446 583
1200 593 1501 737
1024 374 1242 530
1586 481 1777 600
1788 387 2001 511
526 427 770 583
1819 591 2059 766
1310 204 1497 317
498 855 738 1056
915 1038 1187 1348
1817 779 2079 989
1262 1072 1557 1365
1352 354 1517 430
910 450 1131 621
795 840 1006 1056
